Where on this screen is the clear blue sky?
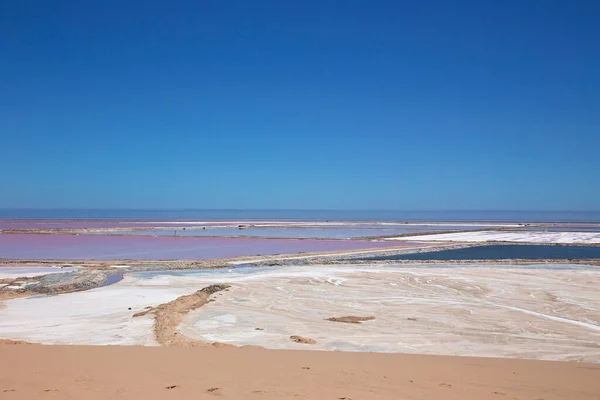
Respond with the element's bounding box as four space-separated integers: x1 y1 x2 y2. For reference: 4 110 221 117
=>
1 0 598 210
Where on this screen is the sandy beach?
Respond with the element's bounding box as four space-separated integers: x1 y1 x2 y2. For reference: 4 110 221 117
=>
1 344 599 400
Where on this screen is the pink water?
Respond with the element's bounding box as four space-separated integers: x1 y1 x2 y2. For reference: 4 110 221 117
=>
0 234 405 260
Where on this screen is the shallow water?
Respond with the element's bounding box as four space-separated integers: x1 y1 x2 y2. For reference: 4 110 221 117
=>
519 227 600 232
0 266 79 278
98 273 124 287
0 218 517 232
94 227 463 239
132 265 279 279
0 219 157 230
356 245 600 261
0 234 402 260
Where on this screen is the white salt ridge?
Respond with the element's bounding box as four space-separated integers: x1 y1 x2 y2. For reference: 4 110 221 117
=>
389 231 600 244
227 246 429 265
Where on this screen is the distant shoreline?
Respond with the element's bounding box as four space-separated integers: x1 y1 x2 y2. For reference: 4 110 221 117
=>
1 209 600 223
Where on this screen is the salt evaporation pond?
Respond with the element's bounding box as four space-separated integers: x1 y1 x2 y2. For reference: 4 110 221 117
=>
0 218 520 232
519 226 600 232
0 266 80 278
0 234 404 260
88 223 513 239
0 219 164 230
357 244 600 261
94 227 454 239
133 265 278 279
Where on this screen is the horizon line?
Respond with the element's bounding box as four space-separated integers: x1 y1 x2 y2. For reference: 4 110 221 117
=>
1 208 599 213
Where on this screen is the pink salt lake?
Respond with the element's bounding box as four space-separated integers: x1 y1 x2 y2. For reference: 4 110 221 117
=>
0 234 406 260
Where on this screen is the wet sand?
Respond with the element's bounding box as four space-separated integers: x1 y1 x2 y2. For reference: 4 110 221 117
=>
0 344 598 400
